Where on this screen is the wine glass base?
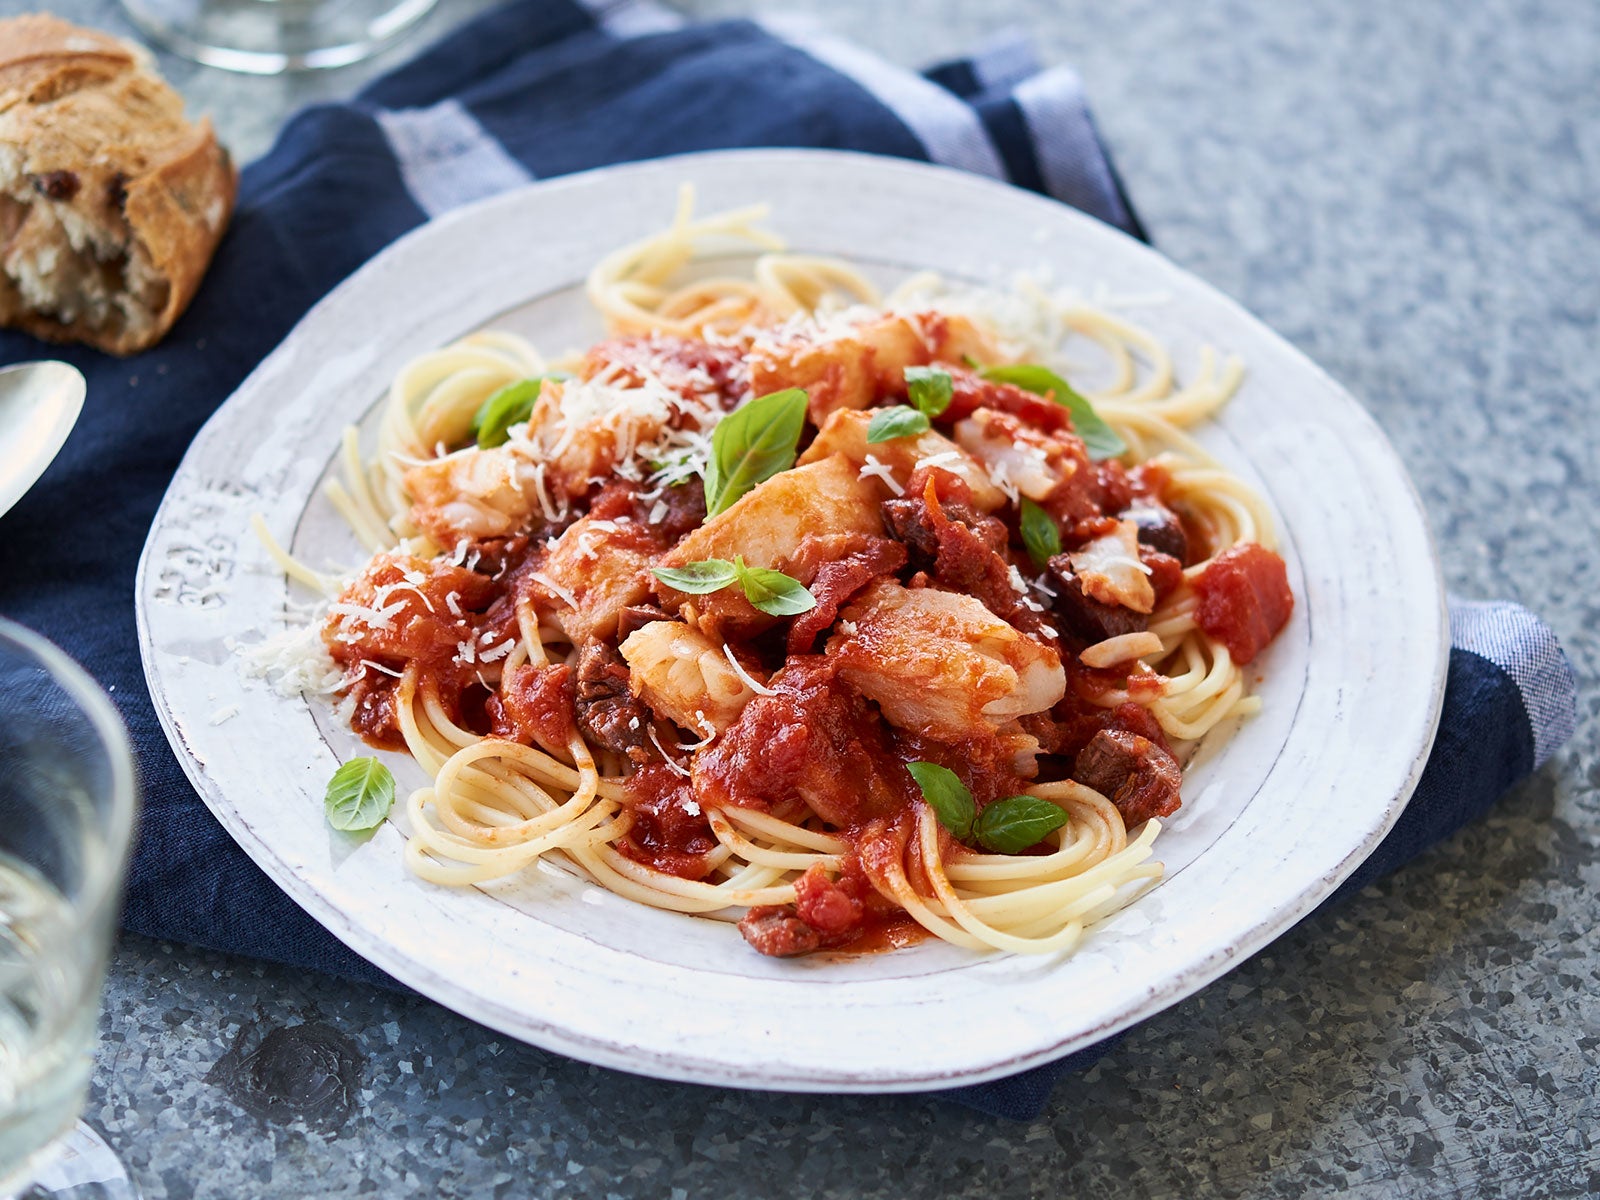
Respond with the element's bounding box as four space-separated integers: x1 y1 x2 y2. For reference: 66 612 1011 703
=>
119 0 439 74
18 1122 137 1200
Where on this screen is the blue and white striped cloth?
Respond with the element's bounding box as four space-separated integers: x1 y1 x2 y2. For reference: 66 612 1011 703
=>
0 0 1575 1122
349 0 1143 233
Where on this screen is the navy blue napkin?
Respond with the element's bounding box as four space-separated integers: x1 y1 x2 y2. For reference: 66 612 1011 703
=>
0 0 1575 1122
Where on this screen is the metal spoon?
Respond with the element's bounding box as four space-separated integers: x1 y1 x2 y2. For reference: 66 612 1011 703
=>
0 361 87 519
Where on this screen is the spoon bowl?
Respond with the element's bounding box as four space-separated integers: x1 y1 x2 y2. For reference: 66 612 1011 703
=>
0 361 87 519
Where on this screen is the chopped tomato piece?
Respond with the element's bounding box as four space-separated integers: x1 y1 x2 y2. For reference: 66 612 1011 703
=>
794 864 865 936
1192 543 1293 664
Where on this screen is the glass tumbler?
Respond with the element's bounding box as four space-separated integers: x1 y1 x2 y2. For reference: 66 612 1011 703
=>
119 0 439 74
0 619 138 1199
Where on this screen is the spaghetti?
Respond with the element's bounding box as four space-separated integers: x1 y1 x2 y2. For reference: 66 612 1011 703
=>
258 193 1294 958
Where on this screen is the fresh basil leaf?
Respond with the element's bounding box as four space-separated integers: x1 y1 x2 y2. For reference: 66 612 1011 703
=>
904 365 954 417
325 757 396 833
701 448 722 515
906 761 976 841
733 558 818 616
866 405 931 444
980 364 1074 402
652 559 740 594
472 373 569 448
1019 497 1062 571
704 387 810 516
973 794 1070 854
981 364 1127 461
653 558 817 616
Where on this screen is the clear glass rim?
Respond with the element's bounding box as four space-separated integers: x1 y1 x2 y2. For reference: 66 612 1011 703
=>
0 615 138 917
118 0 439 74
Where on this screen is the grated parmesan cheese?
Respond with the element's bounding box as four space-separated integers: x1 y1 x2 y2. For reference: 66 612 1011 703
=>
986 459 1020 505
371 580 434 613
528 360 723 496
238 621 344 699
328 599 406 631
527 460 562 523
722 643 776 697
530 571 579 610
676 720 716 752
644 425 716 492
858 454 905 497
912 450 963 472
647 726 691 777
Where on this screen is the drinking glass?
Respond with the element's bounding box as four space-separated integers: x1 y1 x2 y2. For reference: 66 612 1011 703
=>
119 0 439 74
0 619 138 1200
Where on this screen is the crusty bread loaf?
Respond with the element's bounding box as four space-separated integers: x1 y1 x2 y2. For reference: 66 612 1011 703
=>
0 14 236 355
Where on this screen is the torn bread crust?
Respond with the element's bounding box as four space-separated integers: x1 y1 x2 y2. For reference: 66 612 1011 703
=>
0 14 236 355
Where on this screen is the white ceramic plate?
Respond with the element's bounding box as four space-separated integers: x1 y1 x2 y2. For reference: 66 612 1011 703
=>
136 150 1446 1091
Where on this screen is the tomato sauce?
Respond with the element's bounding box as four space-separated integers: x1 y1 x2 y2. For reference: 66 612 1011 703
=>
490 663 576 753
618 763 719 881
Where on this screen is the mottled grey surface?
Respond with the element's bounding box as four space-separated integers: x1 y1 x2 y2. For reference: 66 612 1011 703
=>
54 0 1600 1195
